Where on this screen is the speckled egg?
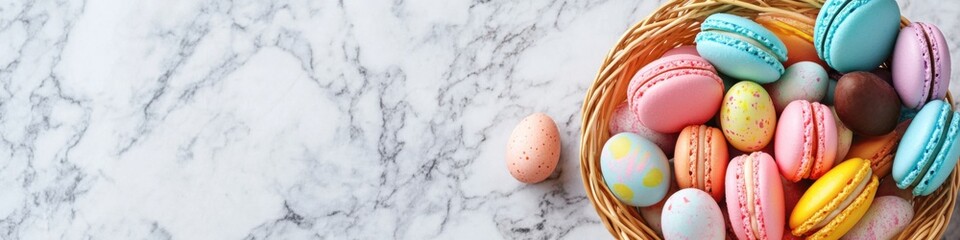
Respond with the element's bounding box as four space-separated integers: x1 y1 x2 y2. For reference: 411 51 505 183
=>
661 189 726 240
600 132 670 207
720 81 777 152
506 113 561 183
764 61 829 113
843 196 914 240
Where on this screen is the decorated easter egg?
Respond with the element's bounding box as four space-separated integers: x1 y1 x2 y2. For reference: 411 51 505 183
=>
506 113 561 183
661 189 726 240
843 196 914 240
600 132 671 207
720 81 777 152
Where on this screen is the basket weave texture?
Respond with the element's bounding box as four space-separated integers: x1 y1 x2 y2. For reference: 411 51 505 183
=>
578 0 959 239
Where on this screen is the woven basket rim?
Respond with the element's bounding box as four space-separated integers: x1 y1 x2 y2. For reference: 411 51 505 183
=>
578 0 959 239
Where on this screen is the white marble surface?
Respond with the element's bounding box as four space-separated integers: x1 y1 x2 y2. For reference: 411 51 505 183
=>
0 0 958 239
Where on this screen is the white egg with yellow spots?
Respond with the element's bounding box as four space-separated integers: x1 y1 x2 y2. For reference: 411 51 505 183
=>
600 132 670 207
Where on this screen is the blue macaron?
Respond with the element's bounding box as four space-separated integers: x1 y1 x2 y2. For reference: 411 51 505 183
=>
814 0 900 73
695 13 787 84
892 100 960 196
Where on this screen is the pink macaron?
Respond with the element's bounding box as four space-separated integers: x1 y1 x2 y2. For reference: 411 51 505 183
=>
627 53 724 133
892 22 951 109
775 100 838 182
725 151 786 240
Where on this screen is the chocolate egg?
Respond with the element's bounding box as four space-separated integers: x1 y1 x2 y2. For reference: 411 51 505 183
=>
835 72 901 136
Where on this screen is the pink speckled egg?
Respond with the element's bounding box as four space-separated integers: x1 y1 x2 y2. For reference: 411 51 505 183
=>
608 102 679 156
506 113 561 183
843 196 914 240
720 81 777 152
661 188 725 240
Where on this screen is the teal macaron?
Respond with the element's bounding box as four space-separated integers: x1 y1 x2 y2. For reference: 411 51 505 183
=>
892 100 960 196
813 0 900 73
696 13 787 84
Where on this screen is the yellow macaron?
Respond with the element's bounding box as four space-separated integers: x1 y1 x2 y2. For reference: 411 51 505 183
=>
789 158 879 239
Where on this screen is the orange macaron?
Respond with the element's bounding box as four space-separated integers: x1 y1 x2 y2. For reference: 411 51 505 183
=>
674 125 729 201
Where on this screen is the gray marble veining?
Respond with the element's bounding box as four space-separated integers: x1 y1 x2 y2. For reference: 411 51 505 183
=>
0 0 958 239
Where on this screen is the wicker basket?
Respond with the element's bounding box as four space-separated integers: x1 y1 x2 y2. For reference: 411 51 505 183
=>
578 0 960 239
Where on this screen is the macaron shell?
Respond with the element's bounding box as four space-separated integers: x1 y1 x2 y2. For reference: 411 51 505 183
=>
635 73 724 133
809 175 878 240
892 22 951 109
628 54 724 133
662 189 726 240
790 158 872 234
842 196 914 240
674 125 728 200
609 102 679 155
914 111 960 196
725 152 785 240
775 101 837 182
696 13 787 83
663 45 700 57
755 13 828 68
815 0 900 72
892 23 936 109
892 100 947 190
696 38 783 83
845 120 910 178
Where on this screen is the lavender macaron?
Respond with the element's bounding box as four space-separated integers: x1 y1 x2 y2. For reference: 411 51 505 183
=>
892 22 951 109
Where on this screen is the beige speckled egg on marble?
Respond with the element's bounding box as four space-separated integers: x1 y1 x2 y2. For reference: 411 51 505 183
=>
720 81 777 152
506 113 561 183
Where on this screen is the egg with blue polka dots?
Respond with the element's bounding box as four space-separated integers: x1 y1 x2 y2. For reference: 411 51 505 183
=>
600 132 671 207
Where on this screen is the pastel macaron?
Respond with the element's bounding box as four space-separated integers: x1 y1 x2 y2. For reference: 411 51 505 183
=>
892 22 952 109
608 102 679 155
662 189 727 240
834 71 902 136
696 13 788 83
814 0 901 72
725 152 786 240
842 196 914 240
764 61 829 113
892 100 960 196
627 53 724 133
720 81 778 152
775 100 838 182
674 125 729 201
600 133 672 206
790 158 879 239
755 12 827 68
845 120 910 178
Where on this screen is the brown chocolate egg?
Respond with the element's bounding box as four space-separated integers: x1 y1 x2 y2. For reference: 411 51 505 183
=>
834 72 901 136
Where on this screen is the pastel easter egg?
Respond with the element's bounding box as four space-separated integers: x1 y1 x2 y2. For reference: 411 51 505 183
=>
842 196 914 240
506 113 561 183
764 61 829 113
720 81 777 152
600 132 671 207
662 189 726 240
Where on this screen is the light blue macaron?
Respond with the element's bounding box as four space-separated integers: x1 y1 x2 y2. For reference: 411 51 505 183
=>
814 0 900 73
892 100 960 196
696 13 787 84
